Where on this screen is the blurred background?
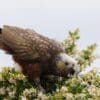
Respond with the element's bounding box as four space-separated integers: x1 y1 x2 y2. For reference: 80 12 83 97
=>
0 0 100 68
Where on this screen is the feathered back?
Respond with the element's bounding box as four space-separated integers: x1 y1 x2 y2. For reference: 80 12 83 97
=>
1 25 64 61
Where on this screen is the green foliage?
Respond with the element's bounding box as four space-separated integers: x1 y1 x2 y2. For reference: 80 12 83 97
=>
62 29 97 71
63 28 80 55
0 67 37 100
0 29 100 100
77 44 97 70
68 80 85 94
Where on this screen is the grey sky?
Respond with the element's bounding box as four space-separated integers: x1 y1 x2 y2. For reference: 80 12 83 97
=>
0 0 100 67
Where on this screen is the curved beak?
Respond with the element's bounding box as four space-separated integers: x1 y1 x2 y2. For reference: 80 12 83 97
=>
73 64 80 75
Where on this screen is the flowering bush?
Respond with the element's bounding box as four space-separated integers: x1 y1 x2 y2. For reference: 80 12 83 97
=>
0 29 100 100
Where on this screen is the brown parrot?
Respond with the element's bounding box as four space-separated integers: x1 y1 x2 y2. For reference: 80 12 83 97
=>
0 25 79 93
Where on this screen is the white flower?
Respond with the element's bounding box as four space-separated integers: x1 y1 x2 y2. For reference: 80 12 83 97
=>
87 85 97 96
8 91 16 98
38 92 48 100
0 75 3 81
0 87 6 95
64 93 74 100
9 79 16 84
21 88 37 99
21 96 27 100
60 86 68 93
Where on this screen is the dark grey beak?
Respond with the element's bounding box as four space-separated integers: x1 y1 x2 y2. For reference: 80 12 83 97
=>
68 64 80 78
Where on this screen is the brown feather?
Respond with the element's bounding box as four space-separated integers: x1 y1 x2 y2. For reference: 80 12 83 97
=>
0 25 65 93
2 25 64 61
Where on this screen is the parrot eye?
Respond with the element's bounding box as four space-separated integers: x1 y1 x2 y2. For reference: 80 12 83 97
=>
65 62 69 65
